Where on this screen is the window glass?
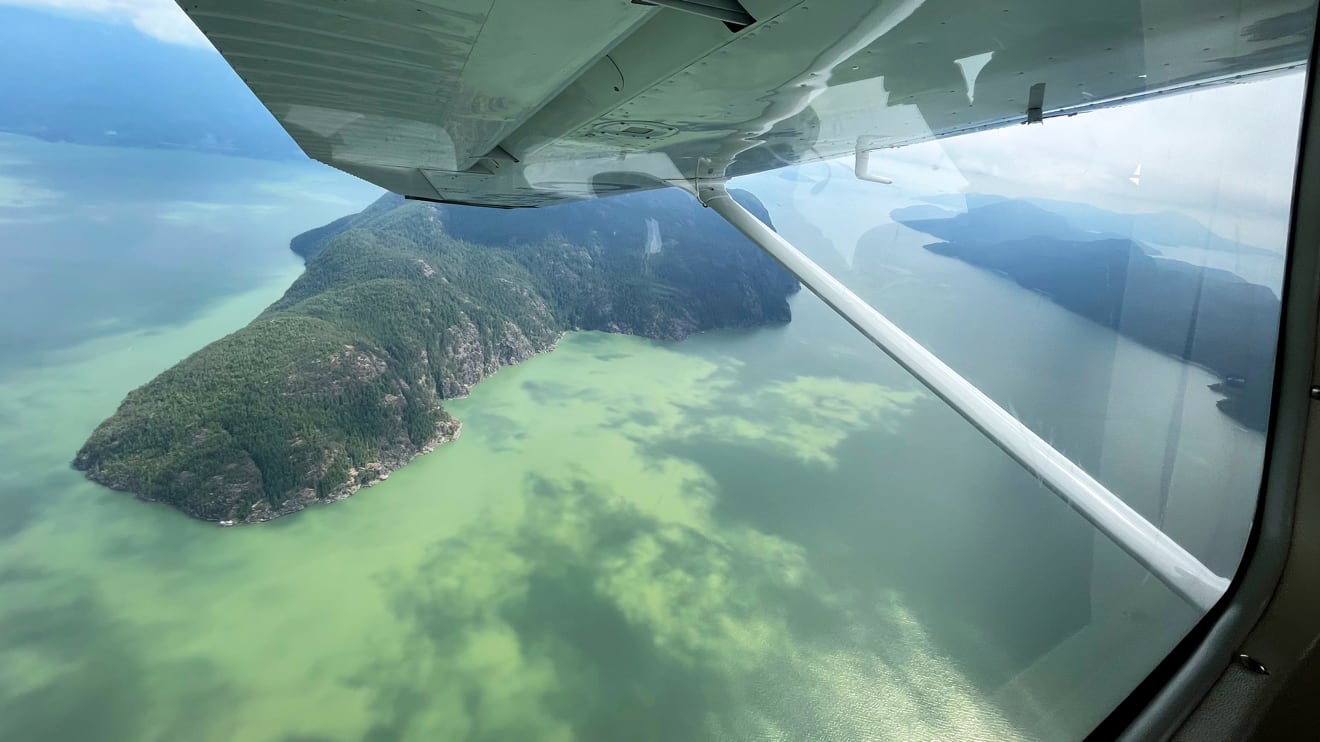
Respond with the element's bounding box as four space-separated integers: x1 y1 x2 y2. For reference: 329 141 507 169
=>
736 71 1305 584
729 69 1309 736
0 1 1313 740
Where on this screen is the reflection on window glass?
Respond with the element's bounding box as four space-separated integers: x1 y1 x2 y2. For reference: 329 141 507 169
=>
0 0 1310 740
731 70 1305 735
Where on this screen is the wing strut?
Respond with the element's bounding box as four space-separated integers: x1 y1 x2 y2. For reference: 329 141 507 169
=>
695 181 1229 612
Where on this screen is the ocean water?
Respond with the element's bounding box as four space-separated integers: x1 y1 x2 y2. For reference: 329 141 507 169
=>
0 136 1267 740
0 133 381 372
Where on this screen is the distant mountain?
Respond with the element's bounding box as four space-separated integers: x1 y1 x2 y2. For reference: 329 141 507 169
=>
897 200 1279 431
0 7 300 159
914 193 1280 256
74 189 799 524
894 199 1079 244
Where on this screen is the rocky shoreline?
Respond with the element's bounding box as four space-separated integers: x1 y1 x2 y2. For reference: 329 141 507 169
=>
80 328 567 527
213 330 568 525
213 419 464 526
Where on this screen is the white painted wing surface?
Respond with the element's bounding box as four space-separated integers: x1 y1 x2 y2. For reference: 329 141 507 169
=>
178 0 1315 206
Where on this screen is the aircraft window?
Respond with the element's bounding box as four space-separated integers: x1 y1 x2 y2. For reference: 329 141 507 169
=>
0 0 1312 739
729 70 1308 736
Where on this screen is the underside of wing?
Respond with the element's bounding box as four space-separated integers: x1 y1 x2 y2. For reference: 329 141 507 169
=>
179 0 1316 207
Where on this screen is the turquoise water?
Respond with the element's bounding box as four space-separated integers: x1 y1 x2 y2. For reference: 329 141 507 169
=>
0 137 1264 740
0 133 381 371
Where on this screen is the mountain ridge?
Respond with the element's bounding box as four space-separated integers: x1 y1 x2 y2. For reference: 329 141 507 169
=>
896 200 1279 430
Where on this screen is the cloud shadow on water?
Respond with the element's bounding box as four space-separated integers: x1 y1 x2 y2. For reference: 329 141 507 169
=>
0 474 55 540
452 409 527 453
353 474 852 741
0 562 244 741
520 379 601 406
637 392 1097 692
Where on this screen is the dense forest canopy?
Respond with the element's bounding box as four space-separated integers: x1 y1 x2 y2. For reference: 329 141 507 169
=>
74 188 798 523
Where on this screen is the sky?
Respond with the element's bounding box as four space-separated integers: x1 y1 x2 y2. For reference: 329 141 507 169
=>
1 0 1308 252
871 73 1307 251
742 69 1306 255
0 0 209 47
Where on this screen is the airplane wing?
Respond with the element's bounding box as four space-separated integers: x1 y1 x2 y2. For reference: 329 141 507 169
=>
178 0 1314 207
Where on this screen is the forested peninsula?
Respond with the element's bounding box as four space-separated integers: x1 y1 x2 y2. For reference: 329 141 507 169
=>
895 199 1279 431
74 189 798 524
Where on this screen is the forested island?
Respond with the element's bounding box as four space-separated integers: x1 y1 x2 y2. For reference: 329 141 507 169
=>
896 199 1280 431
74 189 798 524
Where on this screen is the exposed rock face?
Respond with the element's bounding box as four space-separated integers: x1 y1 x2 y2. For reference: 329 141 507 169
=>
74 188 799 524
440 318 494 397
234 417 464 526
431 315 550 398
